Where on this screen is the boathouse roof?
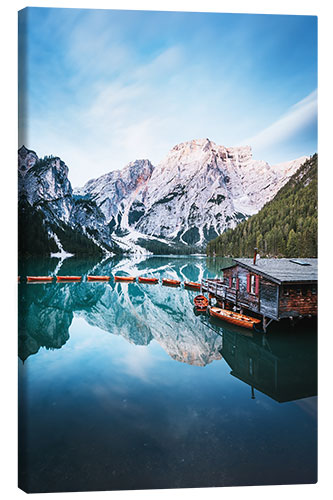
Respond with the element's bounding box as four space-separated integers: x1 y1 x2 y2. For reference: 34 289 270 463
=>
231 258 318 284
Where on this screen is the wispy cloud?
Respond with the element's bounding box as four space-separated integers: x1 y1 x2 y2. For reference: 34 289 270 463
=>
118 345 158 383
19 8 317 185
244 90 317 153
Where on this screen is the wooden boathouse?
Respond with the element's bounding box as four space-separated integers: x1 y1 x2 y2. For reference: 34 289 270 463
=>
202 255 318 331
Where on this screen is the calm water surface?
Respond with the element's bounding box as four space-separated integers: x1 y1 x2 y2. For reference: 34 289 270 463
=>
18 255 317 492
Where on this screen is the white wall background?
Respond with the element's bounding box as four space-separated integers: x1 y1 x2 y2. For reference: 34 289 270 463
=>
1 1 331 500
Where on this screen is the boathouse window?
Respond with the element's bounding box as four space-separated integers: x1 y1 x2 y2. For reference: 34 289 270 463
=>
283 288 289 296
228 277 239 289
251 275 256 294
228 277 236 288
312 286 317 295
247 274 259 295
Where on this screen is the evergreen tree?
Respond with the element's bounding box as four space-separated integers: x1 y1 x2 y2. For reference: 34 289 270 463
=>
206 154 317 258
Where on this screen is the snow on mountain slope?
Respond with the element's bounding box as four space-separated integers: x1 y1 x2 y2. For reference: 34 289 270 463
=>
18 146 119 255
18 140 309 255
18 147 73 223
76 138 308 249
76 159 154 229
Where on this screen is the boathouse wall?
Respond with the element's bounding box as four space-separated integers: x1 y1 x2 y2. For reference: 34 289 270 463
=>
259 278 279 319
221 266 279 319
221 265 317 320
208 258 318 325
278 284 318 318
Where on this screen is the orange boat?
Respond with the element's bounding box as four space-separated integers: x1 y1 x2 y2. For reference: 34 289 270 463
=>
184 281 201 290
27 276 54 282
209 307 261 330
194 295 209 312
162 278 181 287
87 276 110 281
114 276 136 282
56 276 82 282
138 277 158 284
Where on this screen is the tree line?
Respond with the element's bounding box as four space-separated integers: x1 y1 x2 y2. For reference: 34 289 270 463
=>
206 154 317 258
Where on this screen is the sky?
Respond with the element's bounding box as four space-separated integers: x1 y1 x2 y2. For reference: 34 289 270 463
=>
18 7 317 187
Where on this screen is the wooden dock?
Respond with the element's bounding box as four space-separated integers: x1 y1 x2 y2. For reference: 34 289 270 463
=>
202 258 318 332
201 278 258 314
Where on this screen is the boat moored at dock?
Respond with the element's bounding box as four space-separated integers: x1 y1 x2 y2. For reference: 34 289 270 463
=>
56 276 82 282
114 276 136 282
202 256 318 331
87 276 110 281
162 278 181 287
184 281 201 290
138 277 159 284
193 295 209 312
209 306 261 330
27 276 54 282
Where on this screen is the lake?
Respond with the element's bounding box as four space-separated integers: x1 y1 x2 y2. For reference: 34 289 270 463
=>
18 255 317 493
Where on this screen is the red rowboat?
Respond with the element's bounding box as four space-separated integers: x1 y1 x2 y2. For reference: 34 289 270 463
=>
184 281 201 290
209 307 261 330
87 276 110 281
194 295 209 312
138 277 158 284
114 276 136 282
162 278 181 286
56 276 82 282
27 276 53 282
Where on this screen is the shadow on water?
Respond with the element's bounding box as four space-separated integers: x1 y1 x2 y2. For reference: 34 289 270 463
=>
18 255 223 365
18 255 317 493
19 255 317 402
218 326 317 403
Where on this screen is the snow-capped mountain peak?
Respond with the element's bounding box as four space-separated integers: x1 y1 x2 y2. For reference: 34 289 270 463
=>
19 140 309 255
75 138 308 250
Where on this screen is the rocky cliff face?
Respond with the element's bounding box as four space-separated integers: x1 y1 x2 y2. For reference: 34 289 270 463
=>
18 257 222 366
18 146 119 256
76 138 308 250
19 149 73 223
18 140 308 256
78 159 154 226
18 145 38 175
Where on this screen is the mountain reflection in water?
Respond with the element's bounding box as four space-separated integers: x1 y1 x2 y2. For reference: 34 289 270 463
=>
19 255 317 403
18 258 222 366
18 256 317 492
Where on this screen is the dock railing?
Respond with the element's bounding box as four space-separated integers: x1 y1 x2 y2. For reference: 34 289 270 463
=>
201 278 225 298
202 278 256 312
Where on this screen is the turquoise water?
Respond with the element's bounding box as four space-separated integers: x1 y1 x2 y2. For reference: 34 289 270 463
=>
18 255 317 492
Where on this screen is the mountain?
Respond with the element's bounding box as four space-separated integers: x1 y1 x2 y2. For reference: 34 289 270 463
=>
18 140 308 256
18 146 120 256
206 154 317 258
18 256 222 366
76 159 154 227
76 139 307 251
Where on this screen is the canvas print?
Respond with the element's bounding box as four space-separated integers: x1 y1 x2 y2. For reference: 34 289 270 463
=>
18 7 318 493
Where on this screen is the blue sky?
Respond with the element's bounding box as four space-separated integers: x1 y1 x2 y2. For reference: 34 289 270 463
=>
18 8 317 186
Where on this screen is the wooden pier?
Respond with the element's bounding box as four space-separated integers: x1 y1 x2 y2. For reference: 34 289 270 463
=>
201 258 318 332
19 257 317 334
